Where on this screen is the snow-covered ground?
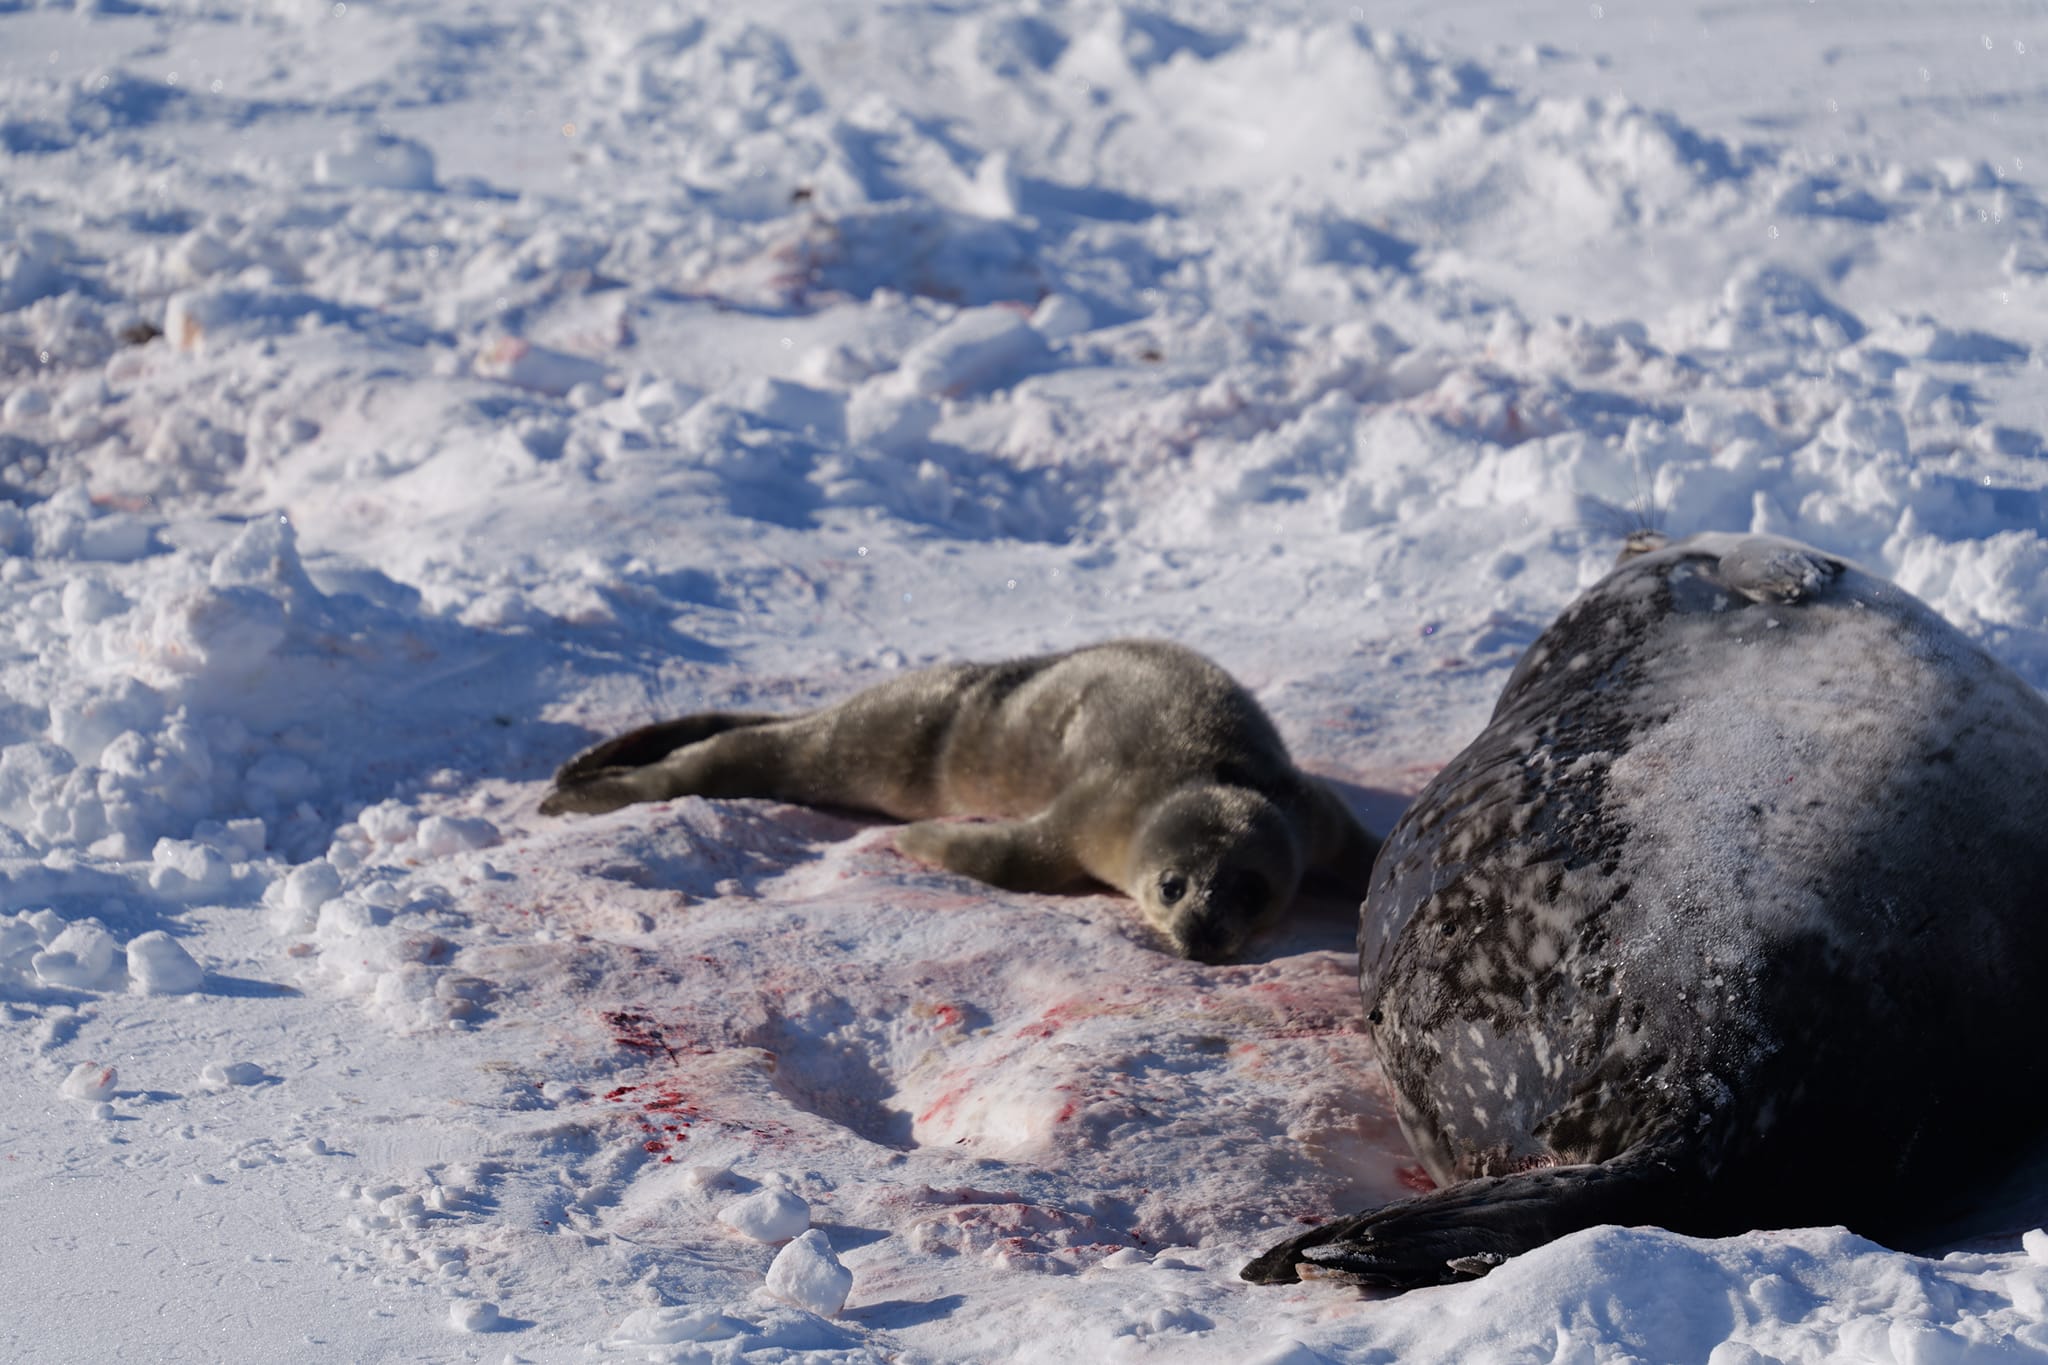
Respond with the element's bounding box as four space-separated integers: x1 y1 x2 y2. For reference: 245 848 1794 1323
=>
5 1 2048 1360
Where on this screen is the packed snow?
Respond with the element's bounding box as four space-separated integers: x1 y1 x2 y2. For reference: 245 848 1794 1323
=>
4 0 2048 1361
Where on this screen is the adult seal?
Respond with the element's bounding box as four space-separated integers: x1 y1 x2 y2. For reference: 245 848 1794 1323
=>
1245 531 2048 1288
541 639 1378 963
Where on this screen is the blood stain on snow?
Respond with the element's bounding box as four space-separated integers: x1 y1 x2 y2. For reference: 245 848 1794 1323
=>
920 1001 965 1030
643 1088 697 1116
916 1087 965 1126
602 1009 682 1062
1010 998 1107 1042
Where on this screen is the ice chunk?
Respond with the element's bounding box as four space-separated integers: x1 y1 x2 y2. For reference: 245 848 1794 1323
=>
49 677 165 766
358 800 418 845
0 914 43 974
846 381 940 453
149 839 233 900
631 378 700 427
895 307 1052 398
965 150 1020 218
60 576 126 628
148 588 288 677
718 1187 812 1243
315 129 437 192
195 818 265 860
446 1300 499 1333
127 931 204 995
1029 293 1093 340
199 1061 264 1088
605 1306 749 1349
415 814 499 858
76 514 152 564
282 860 343 913
170 230 242 282
764 1229 852 1316
738 377 845 441
474 337 611 397
210 513 319 608
316 897 378 941
3 386 51 422
0 227 68 311
33 921 121 990
60 1062 118 1102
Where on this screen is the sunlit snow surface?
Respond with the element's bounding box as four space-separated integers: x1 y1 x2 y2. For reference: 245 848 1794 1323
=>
5 2 2048 1361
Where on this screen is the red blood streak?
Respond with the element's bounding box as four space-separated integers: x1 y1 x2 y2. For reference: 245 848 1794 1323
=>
1396 1164 1438 1193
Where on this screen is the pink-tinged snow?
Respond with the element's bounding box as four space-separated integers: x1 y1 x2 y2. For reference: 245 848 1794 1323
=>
4 1 2048 1361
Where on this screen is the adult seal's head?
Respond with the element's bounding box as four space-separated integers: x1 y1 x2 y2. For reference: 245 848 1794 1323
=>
1245 532 2048 1288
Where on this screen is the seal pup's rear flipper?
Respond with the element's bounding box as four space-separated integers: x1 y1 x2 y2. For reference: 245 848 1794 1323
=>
550 712 781 787
544 712 783 812
1241 1144 1694 1290
542 717 823 815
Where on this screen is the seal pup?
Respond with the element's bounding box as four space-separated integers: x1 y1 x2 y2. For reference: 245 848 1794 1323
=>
1244 531 2048 1288
542 639 1378 962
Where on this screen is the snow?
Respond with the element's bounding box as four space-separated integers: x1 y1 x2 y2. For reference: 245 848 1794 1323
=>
765 1229 855 1317
56 1060 116 1103
125 928 204 995
719 1186 814 1245
3 0 2048 1361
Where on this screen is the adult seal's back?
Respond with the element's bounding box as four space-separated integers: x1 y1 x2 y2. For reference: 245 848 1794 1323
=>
1245 532 2048 1288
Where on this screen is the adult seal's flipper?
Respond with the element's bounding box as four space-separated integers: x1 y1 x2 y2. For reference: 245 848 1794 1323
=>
1241 1145 1691 1290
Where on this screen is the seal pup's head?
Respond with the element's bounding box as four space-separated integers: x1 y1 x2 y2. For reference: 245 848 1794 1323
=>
1129 785 1304 963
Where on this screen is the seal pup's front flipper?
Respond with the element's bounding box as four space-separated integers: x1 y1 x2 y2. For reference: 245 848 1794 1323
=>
895 814 1090 894
1240 1142 1694 1289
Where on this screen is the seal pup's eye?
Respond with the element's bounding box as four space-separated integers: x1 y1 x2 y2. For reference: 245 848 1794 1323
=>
1158 872 1187 905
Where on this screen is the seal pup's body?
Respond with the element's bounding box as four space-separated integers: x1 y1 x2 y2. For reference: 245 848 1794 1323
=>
1246 532 2048 1288
543 640 1377 962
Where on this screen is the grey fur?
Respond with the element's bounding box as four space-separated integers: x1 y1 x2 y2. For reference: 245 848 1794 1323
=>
542 640 1378 962
1246 533 2048 1289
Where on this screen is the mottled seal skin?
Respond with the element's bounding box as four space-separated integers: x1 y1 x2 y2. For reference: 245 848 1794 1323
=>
1245 532 2048 1288
541 640 1378 962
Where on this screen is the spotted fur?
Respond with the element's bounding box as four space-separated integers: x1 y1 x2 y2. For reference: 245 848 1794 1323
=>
1246 533 2048 1289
